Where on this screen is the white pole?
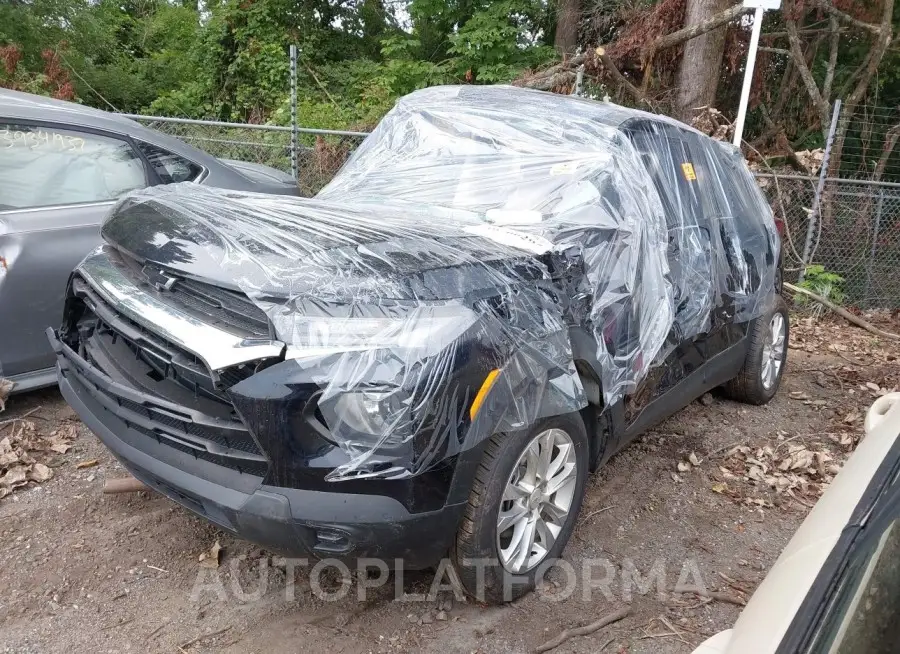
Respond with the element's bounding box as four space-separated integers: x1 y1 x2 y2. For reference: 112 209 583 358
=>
732 5 765 147
289 44 298 181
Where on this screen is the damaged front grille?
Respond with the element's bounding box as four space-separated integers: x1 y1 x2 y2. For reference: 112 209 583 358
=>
114 251 272 339
62 275 272 476
161 277 271 338
71 276 268 404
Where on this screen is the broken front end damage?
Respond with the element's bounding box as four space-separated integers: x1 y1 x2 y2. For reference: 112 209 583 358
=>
58 245 585 485
75 247 285 370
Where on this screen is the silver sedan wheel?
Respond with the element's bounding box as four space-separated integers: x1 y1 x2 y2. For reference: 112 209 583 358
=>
761 312 786 390
496 428 578 574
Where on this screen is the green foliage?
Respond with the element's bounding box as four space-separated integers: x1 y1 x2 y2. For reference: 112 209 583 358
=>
447 0 555 83
1 0 560 126
1 0 201 111
798 265 846 316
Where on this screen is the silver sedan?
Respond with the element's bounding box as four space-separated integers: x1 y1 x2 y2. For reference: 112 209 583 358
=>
0 89 299 393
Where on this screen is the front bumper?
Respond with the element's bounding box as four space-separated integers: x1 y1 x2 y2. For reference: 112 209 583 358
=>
52 330 467 567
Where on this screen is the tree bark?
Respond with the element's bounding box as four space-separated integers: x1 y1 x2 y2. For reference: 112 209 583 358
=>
822 0 894 177
674 0 732 122
822 15 840 101
554 0 581 56
808 0 881 34
645 2 745 56
786 12 831 132
873 124 900 183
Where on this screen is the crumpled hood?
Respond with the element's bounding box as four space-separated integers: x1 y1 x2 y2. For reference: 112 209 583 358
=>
101 185 549 303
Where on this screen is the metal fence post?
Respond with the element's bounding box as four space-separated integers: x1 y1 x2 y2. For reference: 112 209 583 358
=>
799 99 841 284
864 187 885 308
289 44 298 182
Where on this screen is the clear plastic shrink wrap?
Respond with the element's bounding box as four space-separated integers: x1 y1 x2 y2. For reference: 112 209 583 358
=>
103 85 777 479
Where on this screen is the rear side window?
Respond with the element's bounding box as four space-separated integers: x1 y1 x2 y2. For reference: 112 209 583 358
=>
0 123 146 210
136 141 203 184
713 145 775 230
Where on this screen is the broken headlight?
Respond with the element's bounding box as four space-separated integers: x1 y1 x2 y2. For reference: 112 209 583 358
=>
281 305 478 359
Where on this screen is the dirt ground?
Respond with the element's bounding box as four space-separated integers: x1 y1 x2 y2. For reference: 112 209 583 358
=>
1 313 898 654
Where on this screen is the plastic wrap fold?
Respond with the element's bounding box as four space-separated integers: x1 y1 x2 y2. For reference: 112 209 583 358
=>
105 85 777 480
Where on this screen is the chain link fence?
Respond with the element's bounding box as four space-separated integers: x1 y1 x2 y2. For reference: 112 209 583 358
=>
125 114 900 309
758 174 900 308
833 104 900 183
123 115 367 196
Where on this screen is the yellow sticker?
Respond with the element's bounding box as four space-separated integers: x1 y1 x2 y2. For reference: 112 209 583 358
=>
681 162 697 181
550 161 579 176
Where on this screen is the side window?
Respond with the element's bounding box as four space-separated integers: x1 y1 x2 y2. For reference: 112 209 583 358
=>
0 123 146 210
628 127 703 230
708 145 772 236
626 124 718 338
811 517 900 654
136 141 203 183
682 133 731 221
706 144 775 297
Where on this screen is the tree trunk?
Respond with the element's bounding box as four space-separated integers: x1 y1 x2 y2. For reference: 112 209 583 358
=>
674 0 731 122
554 0 580 56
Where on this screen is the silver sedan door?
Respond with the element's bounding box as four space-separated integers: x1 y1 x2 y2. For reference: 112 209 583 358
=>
0 122 147 388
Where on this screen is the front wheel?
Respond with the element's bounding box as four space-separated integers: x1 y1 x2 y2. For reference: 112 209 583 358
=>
722 295 789 405
451 413 589 604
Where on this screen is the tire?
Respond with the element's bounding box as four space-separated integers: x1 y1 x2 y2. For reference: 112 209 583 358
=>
722 295 789 405
451 413 589 604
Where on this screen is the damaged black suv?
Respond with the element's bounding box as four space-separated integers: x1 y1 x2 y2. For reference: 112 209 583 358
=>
50 86 786 603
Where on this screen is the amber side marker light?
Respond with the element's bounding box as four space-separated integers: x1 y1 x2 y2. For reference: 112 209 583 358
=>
470 369 501 420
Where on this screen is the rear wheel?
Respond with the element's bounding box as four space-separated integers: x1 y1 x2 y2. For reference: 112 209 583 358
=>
722 295 789 405
451 413 589 604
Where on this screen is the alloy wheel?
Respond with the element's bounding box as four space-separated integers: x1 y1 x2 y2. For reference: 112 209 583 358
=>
761 312 786 390
496 428 578 573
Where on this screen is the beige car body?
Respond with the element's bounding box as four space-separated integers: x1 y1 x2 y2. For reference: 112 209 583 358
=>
694 392 900 654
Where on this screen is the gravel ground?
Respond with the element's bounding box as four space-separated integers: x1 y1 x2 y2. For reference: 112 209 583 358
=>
1 314 897 654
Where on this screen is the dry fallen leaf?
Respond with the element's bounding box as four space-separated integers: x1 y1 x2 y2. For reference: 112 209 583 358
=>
76 459 99 469
27 463 52 482
0 465 28 490
44 424 77 454
711 482 728 494
747 465 767 483
0 378 13 412
199 540 223 568
780 445 815 471
0 421 78 500
843 411 860 424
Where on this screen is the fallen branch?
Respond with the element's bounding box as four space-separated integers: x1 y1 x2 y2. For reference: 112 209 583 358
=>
515 53 587 90
103 477 149 494
533 607 630 653
178 625 233 651
582 505 615 521
673 584 746 606
595 47 645 103
101 617 134 631
147 620 170 640
643 3 746 57
0 406 43 429
784 282 900 341
808 0 882 34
